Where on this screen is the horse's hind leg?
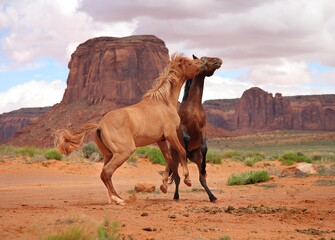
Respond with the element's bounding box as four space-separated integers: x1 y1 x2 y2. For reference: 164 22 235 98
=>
170 147 181 200
95 132 135 205
181 129 190 157
100 150 134 205
189 144 217 202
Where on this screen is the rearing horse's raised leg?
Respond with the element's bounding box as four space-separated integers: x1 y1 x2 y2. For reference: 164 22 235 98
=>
157 140 173 193
166 132 191 187
168 129 189 180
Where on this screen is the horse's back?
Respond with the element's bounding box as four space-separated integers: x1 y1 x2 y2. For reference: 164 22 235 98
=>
98 100 179 147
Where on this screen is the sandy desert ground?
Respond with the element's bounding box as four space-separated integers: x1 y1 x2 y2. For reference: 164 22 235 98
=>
0 156 334 240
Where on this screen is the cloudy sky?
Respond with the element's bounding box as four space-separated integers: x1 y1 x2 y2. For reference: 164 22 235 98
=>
1 0 335 114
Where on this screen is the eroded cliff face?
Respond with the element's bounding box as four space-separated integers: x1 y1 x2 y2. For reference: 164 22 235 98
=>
234 87 292 130
62 35 169 105
0 107 52 143
204 87 335 133
288 95 335 130
204 99 238 131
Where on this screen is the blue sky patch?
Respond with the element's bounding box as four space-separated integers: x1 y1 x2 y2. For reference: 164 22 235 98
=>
0 58 68 92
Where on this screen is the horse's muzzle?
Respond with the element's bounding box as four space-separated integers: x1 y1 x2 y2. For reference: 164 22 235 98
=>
214 58 222 69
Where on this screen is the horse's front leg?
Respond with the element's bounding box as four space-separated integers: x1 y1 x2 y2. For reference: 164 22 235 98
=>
157 140 173 193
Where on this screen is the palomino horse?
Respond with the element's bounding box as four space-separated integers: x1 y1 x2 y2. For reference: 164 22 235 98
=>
55 53 207 205
167 55 222 202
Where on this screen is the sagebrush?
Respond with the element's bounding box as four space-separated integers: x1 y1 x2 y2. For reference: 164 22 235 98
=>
228 170 270 186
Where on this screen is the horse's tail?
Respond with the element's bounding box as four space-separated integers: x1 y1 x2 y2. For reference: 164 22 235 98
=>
54 123 99 156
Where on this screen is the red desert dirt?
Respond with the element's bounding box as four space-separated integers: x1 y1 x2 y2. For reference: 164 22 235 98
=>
0 156 334 240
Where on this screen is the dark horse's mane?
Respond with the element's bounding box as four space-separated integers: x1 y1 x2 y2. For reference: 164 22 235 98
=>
182 79 193 102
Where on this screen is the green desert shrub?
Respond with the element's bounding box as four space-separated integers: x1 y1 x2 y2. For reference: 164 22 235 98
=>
82 142 102 159
267 154 279 161
135 146 151 157
147 148 165 165
280 160 295 166
312 154 335 163
221 150 241 160
44 149 63 160
15 146 41 157
279 152 312 163
41 220 120 240
227 170 270 186
206 151 222 164
244 157 256 167
244 152 266 162
127 154 137 163
0 145 16 155
222 151 266 162
317 164 335 176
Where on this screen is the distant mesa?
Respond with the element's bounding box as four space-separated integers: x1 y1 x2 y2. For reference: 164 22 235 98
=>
0 107 51 143
62 35 169 106
204 87 335 134
4 35 169 147
2 35 335 147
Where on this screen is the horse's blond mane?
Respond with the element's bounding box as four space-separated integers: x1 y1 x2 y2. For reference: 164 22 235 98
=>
142 53 186 104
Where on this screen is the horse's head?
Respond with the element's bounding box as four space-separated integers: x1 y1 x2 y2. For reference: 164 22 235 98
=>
179 55 208 80
193 55 222 77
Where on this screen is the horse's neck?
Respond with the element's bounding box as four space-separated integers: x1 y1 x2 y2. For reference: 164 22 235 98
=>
170 81 184 109
186 74 205 106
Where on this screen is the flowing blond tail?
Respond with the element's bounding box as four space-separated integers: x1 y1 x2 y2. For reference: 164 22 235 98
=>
54 123 99 156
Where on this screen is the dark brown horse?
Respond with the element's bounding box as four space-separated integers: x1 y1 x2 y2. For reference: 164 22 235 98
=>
167 55 222 202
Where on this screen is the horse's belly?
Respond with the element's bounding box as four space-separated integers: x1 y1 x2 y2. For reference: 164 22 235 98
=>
134 134 162 147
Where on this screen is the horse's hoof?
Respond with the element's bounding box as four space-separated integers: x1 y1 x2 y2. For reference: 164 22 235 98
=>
160 184 168 194
184 179 192 187
210 196 218 202
111 196 125 206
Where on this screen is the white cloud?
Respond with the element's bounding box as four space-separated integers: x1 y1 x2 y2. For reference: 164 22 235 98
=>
202 76 253 100
0 79 66 114
241 60 313 85
0 0 135 70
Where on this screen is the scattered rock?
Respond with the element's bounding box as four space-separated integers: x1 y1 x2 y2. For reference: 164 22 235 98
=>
168 214 176 219
134 183 156 193
296 163 318 174
142 227 157 232
281 163 318 176
141 212 148 217
142 227 153 232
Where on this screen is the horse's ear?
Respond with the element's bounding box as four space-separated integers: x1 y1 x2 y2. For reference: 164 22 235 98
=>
193 55 198 60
